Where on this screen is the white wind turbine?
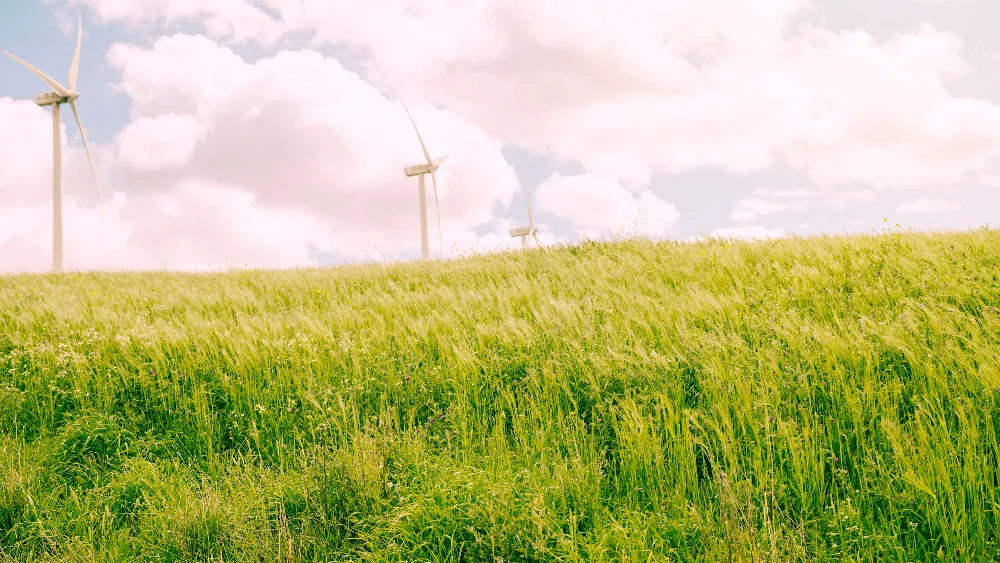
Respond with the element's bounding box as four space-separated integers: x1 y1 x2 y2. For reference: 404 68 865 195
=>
396 91 447 260
509 188 541 248
3 15 103 273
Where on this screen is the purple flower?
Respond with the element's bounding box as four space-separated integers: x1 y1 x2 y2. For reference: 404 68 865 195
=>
833 457 839 463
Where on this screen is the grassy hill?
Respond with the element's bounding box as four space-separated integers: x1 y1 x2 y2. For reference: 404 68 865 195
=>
1 228 998 562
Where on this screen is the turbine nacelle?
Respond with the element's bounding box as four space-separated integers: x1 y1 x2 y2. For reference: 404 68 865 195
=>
403 155 447 177
508 226 537 237
33 91 79 106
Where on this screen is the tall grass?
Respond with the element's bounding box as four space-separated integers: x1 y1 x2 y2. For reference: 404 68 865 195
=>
0 228 998 562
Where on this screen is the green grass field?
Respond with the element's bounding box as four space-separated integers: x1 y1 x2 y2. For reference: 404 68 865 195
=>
1 228 998 562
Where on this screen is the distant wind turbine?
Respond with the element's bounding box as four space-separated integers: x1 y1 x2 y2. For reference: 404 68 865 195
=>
395 89 446 260
509 188 541 248
3 14 103 273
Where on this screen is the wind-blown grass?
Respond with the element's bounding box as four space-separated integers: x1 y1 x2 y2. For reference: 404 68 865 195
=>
0 228 998 562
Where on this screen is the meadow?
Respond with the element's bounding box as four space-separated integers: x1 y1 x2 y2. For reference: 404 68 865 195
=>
0 227 998 562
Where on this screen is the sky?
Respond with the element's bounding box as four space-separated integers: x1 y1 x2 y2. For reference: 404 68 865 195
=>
2 0 1000 273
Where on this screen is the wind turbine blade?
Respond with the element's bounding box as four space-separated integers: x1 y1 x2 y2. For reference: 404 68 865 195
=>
404 103 434 165
430 169 442 255
390 85 434 165
70 101 104 222
532 233 541 247
433 155 448 167
3 51 71 96
68 14 82 91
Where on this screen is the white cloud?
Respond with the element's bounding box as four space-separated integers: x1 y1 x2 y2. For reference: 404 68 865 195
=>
0 182 337 273
116 113 209 171
63 0 1000 191
8 1 1000 272
980 173 1000 186
0 97 112 211
107 34 520 256
825 189 875 210
0 99 58 206
66 0 288 45
779 24 1000 188
535 173 680 238
105 34 254 116
1 33 522 273
236 1 1000 190
751 188 819 199
895 197 959 215
730 196 813 222
973 42 1000 62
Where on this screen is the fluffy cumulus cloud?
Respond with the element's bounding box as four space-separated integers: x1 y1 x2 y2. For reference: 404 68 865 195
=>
779 24 1000 188
0 99 59 207
133 0 1000 191
729 187 880 224
979 173 1000 186
65 0 288 44
7 0 1000 271
895 197 960 215
1 33 524 273
535 173 680 239
116 113 209 172
0 99 115 272
108 34 523 249
730 193 816 223
63 0 1000 189
0 186 334 273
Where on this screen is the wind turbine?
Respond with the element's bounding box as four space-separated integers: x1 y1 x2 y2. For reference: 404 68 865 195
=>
509 188 541 248
3 15 103 273
396 91 446 260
